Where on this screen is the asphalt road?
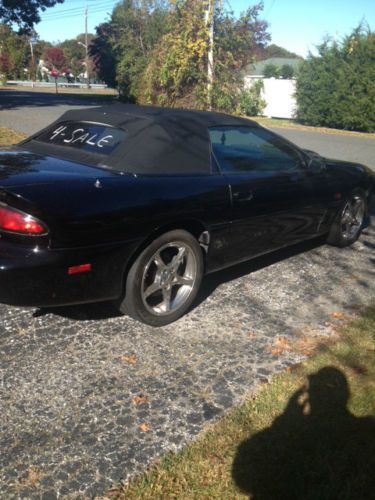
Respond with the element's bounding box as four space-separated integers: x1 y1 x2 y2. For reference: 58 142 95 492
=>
1 89 374 170
1 89 375 497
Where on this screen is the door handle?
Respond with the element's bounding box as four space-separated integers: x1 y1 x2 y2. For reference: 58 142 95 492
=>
233 191 254 203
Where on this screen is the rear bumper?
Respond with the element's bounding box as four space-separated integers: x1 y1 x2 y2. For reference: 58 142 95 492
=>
0 239 138 307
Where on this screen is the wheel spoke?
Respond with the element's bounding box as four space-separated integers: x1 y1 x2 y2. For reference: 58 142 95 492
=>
174 275 194 287
144 282 161 299
172 247 186 267
162 287 172 312
351 199 363 223
154 252 166 271
342 214 351 225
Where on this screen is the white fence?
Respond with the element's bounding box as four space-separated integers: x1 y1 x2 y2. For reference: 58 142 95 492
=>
5 80 108 89
244 76 297 119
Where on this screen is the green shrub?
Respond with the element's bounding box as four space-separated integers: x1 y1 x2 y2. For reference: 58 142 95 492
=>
263 63 279 78
280 64 294 79
296 26 375 132
238 80 266 116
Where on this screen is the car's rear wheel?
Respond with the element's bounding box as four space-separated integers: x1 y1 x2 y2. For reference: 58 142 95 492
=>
118 230 204 326
327 190 366 247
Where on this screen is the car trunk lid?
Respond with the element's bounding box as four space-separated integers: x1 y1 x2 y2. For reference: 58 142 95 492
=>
0 148 115 188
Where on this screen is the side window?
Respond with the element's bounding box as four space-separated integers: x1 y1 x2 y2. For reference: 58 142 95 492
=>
209 126 302 174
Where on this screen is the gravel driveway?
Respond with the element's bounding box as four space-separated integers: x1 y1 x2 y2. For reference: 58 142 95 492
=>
1 89 375 498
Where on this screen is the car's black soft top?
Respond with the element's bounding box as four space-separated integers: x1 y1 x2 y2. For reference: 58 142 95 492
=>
23 104 259 175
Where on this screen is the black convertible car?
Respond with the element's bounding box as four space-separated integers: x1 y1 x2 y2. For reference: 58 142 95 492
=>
0 105 374 325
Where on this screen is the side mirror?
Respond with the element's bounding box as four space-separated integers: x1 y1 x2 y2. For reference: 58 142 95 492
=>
306 155 326 173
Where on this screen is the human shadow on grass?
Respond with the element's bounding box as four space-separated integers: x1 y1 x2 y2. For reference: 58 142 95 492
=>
232 367 375 500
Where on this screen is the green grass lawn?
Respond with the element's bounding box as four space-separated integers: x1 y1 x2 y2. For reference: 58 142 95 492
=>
248 116 375 139
109 307 375 499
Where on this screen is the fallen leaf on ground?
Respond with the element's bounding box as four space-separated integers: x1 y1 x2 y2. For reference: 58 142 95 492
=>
330 311 351 321
267 336 291 356
133 393 149 405
120 354 137 365
139 423 151 432
19 466 44 486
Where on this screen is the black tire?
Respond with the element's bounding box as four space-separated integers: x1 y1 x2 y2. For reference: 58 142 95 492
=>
327 189 366 247
117 229 204 326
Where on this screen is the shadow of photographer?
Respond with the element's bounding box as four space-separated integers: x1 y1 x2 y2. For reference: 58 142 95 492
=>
232 367 375 499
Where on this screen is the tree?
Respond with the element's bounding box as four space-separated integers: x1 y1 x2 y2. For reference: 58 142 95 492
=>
296 26 375 132
142 0 209 106
262 43 300 59
89 23 117 87
43 47 66 71
59 35 95 80
280 64 294 79
89 0 270 111
32 39 52 61
238 80 265 116
90 1 168 96
263 63 279 78
142 1 270 109
211 2 270 111
0 53 9 80
112 0 169 100
0 23 28 79
0 0 64 32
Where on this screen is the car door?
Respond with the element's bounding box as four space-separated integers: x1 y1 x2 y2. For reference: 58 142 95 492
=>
209 126 322 264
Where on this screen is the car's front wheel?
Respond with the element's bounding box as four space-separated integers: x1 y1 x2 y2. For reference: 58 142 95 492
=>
118 230 204 326
327 189 366 247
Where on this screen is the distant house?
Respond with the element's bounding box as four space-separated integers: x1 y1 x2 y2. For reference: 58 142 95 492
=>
244 57 302 78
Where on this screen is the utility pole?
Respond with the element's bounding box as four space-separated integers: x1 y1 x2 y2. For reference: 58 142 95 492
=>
28 30 37 83
29 38 35 82
85 6 90 88
205 0 214 110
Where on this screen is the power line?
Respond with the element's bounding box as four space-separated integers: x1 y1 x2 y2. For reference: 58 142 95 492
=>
264 0 276 19
41 0 116 19
41 1 116 19
41 4 116 22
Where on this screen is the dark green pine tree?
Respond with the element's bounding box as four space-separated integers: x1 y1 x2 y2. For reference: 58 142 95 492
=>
296 26 375 132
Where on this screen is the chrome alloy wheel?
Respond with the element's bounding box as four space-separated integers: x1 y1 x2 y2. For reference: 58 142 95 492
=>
341 195 365 240
141 241 198 316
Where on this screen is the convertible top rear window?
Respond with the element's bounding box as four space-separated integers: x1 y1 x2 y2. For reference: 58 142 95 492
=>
36 121 126 156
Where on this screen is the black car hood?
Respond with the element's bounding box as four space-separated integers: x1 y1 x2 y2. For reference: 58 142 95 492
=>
325 157 372 176
0 148 116 188
303 149 375 179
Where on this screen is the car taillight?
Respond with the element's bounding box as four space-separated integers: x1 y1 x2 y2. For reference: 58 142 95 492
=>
0 205 48 235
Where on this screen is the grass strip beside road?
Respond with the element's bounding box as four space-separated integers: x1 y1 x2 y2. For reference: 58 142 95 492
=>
0 127 26 146
109 307 375 499
249 116 375 139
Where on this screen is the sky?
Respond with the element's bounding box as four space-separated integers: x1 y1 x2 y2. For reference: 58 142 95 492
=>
36 0 375 57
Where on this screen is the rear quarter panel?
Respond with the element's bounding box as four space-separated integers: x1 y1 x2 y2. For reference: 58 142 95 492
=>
10 173 232 270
